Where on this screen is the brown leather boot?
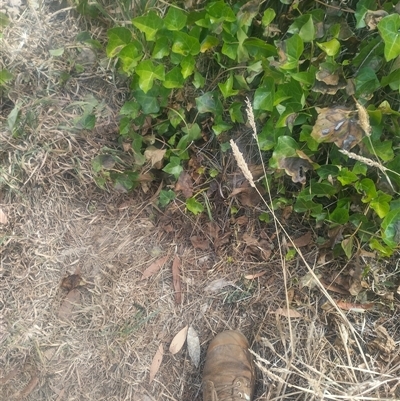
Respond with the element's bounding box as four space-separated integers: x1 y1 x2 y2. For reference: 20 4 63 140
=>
202 330 255 401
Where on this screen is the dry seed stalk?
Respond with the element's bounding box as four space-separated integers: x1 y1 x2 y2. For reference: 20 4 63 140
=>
339 149 387 172
245 98 257 139
356 101 371 137
230 139 255 187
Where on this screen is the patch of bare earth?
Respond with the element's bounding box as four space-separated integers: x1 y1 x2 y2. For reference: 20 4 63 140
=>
1 2 399 401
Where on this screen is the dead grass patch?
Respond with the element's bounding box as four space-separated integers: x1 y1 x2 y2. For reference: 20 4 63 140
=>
0 2 399 401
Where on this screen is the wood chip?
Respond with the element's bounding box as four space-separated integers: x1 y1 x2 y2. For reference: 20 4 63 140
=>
187 326 200 367
204 278 233 293
169 325 188 355
172 254 182 305
141 255 169 280
0 208 7 225
274 307 302 318
149 343 163 383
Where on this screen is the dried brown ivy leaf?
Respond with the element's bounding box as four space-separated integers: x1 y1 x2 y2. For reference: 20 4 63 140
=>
311 107 364 150
175 171 194 199
144 146 166 169
278 157 312 184
365 10 388 31
190 236 210 250
61 274 85 291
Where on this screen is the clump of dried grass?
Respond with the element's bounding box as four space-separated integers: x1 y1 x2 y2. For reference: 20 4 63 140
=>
229 99 400 400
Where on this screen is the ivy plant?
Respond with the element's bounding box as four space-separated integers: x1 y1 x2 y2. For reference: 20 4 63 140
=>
93 0 400 257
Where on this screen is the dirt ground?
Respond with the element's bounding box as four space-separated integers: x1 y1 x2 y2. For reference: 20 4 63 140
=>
1 2 400 401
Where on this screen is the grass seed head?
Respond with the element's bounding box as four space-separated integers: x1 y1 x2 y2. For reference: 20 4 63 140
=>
230 139 255 188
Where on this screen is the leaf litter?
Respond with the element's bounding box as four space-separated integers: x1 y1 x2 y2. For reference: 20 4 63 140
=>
186 326 200 368
149 343 163 383
0 208 8 224
141 255 169 280
169 325 188 355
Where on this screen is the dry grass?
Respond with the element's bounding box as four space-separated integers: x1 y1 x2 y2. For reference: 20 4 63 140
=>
0 2 399 401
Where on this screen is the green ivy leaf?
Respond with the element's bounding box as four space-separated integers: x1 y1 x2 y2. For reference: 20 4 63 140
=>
270 136 299 168
356 178 377 203
311 181 338 197
182 123 201 141
180 55 195 78
164 7 187 31
136 60 165 93
193 71 205 88
0 69 13 86
355 67 380 98
381 69 400 92
355 0 376 29
352 162 368 176
243 38 277 59
186 197 204 215
253 77 275 111
206 1 236 23
172 31 200 56
262 8 276 26
316 38 340 57
0 12 10 28
152 36 170 59
163 67 184 89
377 14 400 62
49 48 64 57
106 27 132 57
294 197 323 214
112 171 139 192
288 14 315 43
370 191 392 218
158 189 176 207
329 207 349 225
120 101 140 119
369 238 393 257
315 165 339 179
132 10 163 41
341 237 353 259
280 34 304 70
92 154 116 172
119 42 142 73
229 102 244 123
195 92 222 114
381 209 400 248
365 139 394 162
163 156 183 179
212 121 232 136
337 168 358 185
291 70 316 86
218 73 239 98
200 35 219 52
222 44 238 61
133 87 160 114
76 114 96 130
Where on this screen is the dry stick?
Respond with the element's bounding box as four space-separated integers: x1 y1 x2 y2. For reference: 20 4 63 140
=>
231 98 372 375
